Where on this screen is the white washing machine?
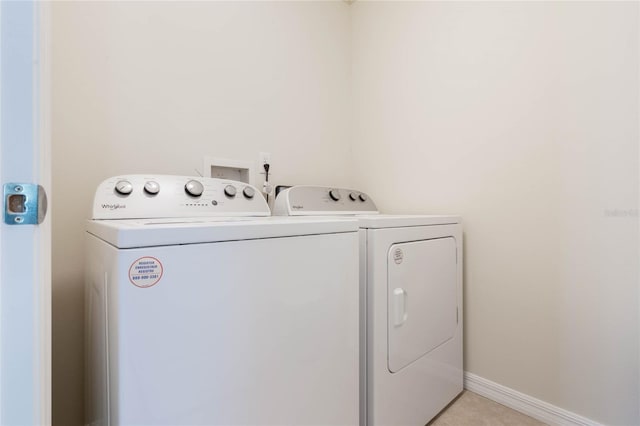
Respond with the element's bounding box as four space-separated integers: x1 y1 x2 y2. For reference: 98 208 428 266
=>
85 175 360 426
274 186 463 426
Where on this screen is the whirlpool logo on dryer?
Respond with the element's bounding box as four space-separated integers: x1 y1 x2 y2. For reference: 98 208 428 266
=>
101 203 127 210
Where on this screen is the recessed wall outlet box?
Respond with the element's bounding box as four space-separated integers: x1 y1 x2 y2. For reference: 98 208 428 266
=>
203 157 252 184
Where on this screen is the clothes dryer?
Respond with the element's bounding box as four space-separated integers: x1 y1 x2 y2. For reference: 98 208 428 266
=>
274 186 463 426
86 176 360 425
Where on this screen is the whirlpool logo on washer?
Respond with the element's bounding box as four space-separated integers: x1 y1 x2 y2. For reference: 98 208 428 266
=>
101 203 126 210
292 205 304 210
393 248 403 264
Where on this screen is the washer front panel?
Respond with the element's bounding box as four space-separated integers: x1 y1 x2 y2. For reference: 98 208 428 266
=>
86 231 360 425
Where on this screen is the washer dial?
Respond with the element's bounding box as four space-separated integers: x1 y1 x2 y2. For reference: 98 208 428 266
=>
329 189 341 201
184 180 204 197
115 180 133 196
224 185 237 198
144 181 160 195
243 186 255 199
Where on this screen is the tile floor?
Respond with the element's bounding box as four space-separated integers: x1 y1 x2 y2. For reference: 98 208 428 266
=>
428 391 546 426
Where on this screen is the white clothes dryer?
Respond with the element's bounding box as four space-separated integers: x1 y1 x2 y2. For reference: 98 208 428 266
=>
86 176 360 426
274 186 463 426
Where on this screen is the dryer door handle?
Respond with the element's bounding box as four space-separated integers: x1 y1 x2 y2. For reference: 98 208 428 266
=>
393 288 408 327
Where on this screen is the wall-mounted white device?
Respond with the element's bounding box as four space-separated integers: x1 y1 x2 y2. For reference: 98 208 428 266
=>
203 157 252 184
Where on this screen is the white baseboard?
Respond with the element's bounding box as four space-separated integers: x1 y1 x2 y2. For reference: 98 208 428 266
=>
463 372 603 426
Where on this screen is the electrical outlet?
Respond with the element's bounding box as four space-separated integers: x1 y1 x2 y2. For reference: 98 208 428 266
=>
258 152 271 174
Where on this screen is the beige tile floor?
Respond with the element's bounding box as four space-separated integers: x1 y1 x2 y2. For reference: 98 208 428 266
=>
428 391 547 426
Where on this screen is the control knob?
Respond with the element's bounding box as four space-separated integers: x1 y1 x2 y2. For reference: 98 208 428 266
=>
184 180 204 197
144 181 160 195
224 185 237 198
115 180 133 196
349 192 358 201
329 189 341 201
243 186 255 199
359 193 367 202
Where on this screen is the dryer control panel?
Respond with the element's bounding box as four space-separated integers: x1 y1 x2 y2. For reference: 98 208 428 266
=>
92 175 269 219
273 186 378 216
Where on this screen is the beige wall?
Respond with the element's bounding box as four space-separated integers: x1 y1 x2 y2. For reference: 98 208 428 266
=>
53 1 640 425
351 1 639 425
51 2 353 424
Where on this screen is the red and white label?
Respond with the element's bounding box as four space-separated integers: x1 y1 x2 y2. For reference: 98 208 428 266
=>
129 256 163 288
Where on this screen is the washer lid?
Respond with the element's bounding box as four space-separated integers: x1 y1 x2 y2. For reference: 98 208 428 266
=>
86 216 359 248
357 214 460 229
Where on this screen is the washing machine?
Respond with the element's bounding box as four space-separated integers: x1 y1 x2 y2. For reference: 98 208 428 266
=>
274 186 463 426
85 175 360 426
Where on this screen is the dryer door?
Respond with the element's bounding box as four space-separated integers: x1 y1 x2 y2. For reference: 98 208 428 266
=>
387 237 457 373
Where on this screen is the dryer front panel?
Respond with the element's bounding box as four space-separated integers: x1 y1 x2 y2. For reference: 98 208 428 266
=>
387 237 457 373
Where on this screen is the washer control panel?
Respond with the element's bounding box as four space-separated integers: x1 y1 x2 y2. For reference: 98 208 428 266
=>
273 186 378 216
92 175 269 219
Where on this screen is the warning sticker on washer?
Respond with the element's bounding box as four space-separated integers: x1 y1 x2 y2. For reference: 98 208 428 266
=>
129 257 163 288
